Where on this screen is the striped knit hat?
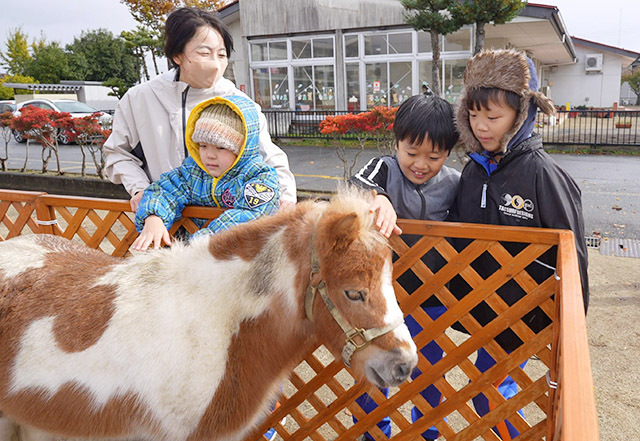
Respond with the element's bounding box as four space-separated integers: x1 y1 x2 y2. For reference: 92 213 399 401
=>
191 103 244 155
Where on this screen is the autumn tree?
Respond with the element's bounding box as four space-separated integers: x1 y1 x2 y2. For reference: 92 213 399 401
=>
68 115 112 178
120 0 228 35
0 27 32 76
401 0 462 97
0 111 13 171
10 105 73 174
452 0 526 54
622 66 640 106
319 106 398 179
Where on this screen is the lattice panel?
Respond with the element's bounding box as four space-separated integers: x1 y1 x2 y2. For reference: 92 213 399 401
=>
0 190 44 240
247 225 559 441
0 191 597 441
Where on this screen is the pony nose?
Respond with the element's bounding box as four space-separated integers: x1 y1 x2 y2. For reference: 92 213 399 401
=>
393 362 412 382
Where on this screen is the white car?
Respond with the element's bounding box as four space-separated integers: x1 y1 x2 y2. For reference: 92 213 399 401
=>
0 100 16 114
12 99 112 144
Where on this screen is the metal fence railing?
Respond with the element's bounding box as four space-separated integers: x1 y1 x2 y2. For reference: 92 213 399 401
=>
263 109 364 140
264 108 640 148
536 109 640 147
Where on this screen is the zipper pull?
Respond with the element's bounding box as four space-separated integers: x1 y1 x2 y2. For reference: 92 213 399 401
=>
481 183 487 209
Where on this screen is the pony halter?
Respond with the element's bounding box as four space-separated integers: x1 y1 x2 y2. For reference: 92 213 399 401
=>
304 246 403 368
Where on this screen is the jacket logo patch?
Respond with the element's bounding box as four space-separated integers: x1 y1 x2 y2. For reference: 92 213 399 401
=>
244 183 275 208
221 189 236 207
500 193 534 219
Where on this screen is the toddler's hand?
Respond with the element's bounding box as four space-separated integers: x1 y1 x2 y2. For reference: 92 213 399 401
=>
370 195 402 238
132 215 171 251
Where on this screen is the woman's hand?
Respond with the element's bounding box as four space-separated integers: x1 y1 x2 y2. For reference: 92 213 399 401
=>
132 215 171 251
130 191 144 212
370 194 402 238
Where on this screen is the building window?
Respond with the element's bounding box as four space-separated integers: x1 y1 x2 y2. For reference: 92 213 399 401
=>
251 42 268 62
365 62 388 108
388 32 412 55
251 67 289 109
313 38 334 58
418 60 434 95
252 67 271 108
443 59 467 103
364 34 387 56
249 36 335 110
345 63 360 111
292 39 311 59
269 41 288 61
444 28 471 52
294 65 335 111
389 61 412 105
417 31 432 53
344 35 359 58
314 65 335 109
342 27 471 109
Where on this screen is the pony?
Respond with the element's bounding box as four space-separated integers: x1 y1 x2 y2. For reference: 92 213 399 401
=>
0 189 417 441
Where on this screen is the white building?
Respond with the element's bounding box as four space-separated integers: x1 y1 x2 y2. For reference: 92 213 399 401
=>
542 37 639 108
217 1 638 111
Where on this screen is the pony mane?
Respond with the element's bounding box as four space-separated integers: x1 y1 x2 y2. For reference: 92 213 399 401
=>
328 185 388 251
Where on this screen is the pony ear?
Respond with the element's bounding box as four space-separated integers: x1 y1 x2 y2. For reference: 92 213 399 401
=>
325 212 360 252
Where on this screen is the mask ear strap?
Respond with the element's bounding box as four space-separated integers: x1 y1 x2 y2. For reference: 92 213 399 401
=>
530 91 556 116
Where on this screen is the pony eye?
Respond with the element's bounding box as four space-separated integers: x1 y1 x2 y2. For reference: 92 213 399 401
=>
344 289 367 302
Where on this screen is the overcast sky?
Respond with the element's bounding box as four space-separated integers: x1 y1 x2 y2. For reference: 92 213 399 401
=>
1 0 639 55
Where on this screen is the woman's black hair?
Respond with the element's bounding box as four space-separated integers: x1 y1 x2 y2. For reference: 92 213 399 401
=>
164 7 234 68
466 87 520 112
393 95 459 152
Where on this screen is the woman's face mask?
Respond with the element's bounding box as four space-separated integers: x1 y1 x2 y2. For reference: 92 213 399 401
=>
174 26 228 89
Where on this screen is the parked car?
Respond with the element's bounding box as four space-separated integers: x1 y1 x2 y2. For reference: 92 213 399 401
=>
0 100 16 114
12 99 112 144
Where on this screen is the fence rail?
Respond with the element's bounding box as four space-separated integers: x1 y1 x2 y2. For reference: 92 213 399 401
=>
0 190 599 441
536 109 640 147
264 110 364 140
264 108 640 147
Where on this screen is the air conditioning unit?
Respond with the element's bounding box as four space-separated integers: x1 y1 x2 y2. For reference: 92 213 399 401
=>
585 54 603 72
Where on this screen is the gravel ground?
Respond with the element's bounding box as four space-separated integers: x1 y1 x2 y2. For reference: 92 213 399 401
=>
586 249 640 441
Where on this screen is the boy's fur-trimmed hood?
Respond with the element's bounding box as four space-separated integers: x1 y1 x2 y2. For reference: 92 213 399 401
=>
456 49 556 154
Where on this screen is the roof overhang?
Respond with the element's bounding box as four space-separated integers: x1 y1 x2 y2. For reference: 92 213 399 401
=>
572 37 640 67
485 3 576 65
3 83 82 92
218 0 239 25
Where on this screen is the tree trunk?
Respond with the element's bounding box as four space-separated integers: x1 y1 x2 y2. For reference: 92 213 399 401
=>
430 28 442 98
140 48 150 82
150 50 159 76
474 21 486 55
21 140 29 173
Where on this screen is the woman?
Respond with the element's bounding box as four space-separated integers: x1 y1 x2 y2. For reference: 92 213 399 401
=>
104 7 296 211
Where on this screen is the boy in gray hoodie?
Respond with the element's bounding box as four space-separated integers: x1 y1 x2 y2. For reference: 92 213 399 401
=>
350 94 459 441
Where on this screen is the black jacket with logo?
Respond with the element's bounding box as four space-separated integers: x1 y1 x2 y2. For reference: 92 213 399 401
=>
448 134 589 351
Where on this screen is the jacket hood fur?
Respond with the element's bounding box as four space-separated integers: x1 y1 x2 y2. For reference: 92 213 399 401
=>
456 49 556 154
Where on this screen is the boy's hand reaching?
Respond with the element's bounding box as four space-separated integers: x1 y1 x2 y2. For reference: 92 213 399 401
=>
370 194 403 238
132 215 172 251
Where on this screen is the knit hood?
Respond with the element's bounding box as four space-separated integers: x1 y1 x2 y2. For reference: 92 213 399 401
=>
456 49 556 154
185 95 260 179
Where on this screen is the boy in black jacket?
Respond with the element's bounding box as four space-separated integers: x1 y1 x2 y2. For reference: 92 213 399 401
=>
449 49 589 439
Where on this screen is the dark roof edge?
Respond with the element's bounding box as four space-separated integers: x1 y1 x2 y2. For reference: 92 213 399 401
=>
571 36 640 58
218 0 239 20
520 3 577 63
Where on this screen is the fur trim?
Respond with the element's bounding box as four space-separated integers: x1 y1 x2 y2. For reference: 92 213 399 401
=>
456 49 556 154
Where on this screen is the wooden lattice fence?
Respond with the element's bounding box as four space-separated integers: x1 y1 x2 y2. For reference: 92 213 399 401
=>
0 190 598 441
